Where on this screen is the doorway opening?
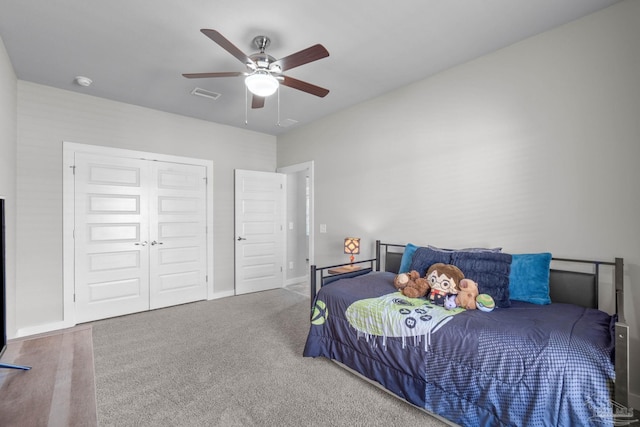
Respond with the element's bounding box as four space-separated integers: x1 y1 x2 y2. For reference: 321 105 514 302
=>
277 161 314 298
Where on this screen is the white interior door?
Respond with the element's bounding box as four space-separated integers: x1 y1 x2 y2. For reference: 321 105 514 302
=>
149 162 208 309
235 170 285 295
74 153 150 323
74 153 209 322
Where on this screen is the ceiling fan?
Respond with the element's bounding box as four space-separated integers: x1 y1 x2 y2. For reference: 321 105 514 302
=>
183 29 330 109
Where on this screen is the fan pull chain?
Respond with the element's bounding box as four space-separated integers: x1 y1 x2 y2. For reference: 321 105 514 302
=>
244 86 248 125
276 86 281 127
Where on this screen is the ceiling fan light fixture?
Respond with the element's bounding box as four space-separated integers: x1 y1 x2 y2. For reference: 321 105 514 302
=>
245 71 279 97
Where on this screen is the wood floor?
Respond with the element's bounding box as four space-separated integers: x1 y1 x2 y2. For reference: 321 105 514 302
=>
0 325 97 427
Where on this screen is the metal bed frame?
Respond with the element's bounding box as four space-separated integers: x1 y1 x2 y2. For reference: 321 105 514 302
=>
310 240 629 408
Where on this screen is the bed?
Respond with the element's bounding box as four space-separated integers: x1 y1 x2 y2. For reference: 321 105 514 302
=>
303 241 631 426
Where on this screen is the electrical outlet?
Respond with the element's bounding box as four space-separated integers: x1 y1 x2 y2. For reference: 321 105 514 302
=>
320 224 327 233
289 261 294 269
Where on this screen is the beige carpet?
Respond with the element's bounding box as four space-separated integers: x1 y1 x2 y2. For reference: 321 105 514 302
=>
92 288 449 426
0 325 98 427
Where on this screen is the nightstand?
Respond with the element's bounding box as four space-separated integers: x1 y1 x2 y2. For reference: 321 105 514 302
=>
328 265 361 275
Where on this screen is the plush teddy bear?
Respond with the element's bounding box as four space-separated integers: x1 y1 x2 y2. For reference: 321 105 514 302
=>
394 270 431 298
425 263 464 306
455 278 480 310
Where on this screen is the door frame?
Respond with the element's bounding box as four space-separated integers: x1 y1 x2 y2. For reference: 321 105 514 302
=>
62 141 214 326
277 161 315 284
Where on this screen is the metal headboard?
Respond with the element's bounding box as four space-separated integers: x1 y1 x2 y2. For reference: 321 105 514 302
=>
377 243 623 314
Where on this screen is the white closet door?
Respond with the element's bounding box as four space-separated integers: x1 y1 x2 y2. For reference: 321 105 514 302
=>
74 153 150 323
149 162 208 309
74 154 209 322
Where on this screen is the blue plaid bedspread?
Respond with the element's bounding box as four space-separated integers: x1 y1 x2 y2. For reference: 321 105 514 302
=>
303 271 616 426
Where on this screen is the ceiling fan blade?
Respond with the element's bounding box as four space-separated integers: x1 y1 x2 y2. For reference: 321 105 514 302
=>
252 96 265 109
201 29 255 66
281 76 329 97
182 71 243 79
272 44 329 71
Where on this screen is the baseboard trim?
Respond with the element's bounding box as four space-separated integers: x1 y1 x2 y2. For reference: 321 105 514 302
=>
15 320 76 339
285 276 308 286
10 324 92 343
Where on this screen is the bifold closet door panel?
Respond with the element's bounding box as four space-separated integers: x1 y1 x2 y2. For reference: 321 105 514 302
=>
74 153 151 323
149 162 208 310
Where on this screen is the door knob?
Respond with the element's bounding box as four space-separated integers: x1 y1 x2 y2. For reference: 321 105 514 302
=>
151 241 163 246
237 236 247 241
135 241 148 246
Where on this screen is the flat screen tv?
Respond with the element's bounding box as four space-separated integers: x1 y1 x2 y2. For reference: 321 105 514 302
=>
1 197 7 359
0 198 30 370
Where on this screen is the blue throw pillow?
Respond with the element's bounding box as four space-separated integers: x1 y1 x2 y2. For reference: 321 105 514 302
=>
398 243 418 273
509 253 552 305
451 251 512 308
409 247 452 276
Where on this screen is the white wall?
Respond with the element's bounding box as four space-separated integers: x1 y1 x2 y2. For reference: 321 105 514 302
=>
278 0 640 406
15 82 276 334
0 36 17 339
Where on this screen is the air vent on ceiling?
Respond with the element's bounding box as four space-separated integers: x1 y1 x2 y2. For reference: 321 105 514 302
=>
278 118 298 128
191 87 221 100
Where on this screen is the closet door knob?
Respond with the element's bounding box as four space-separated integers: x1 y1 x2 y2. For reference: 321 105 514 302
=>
237 236 247 241
135 241 148 246
151 241 163 246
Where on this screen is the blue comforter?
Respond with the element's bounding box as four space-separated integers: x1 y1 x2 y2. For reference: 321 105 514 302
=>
303 271 616 426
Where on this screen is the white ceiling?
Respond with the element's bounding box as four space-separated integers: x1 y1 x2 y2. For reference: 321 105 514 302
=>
0 0 620 136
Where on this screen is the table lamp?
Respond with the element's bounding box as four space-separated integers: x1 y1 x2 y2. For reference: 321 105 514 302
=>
344 237 360 268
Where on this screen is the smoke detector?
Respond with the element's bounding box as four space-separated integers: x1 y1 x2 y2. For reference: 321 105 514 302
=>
74 76 92 87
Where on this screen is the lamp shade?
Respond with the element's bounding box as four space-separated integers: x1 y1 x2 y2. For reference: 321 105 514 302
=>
344 237 360 255
245 71 279 97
